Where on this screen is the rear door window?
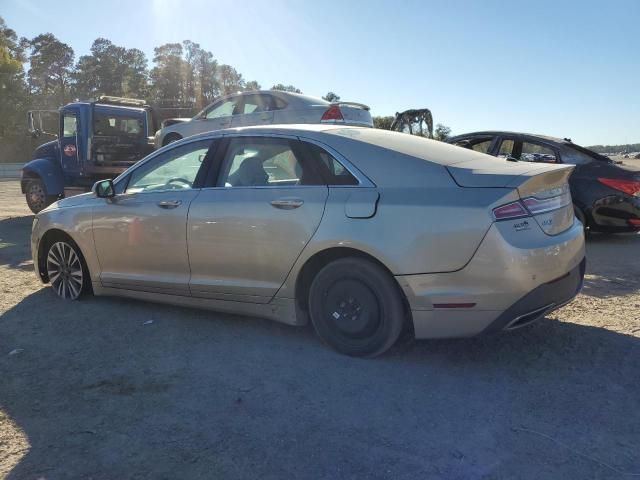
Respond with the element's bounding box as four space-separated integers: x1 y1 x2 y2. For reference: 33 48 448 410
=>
301 142 358 185
219 137 323 187
520 142 559 163
455 137 494 153
497 139 516 158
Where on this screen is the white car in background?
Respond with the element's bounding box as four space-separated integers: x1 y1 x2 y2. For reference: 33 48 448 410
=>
154 90 372 148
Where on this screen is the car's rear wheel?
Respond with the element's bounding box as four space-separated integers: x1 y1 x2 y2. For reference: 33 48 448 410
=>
163 133 182 146
25 179 56 214
46 239 89 300
308 257 406 357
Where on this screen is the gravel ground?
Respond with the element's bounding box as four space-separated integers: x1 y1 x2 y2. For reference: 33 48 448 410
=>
0 179 639 479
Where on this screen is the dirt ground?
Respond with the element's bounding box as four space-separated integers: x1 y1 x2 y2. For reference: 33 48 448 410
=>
0 178 638 479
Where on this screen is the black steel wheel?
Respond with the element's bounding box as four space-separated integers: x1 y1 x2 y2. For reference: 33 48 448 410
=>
308 257 406 357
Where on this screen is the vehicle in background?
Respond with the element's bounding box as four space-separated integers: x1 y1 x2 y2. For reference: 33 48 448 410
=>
448 131 640 233
32 125 584 357
390 108 434 138
22 96 158 213
154 91 372 148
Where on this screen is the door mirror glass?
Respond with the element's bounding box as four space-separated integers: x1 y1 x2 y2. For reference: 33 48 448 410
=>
93 179 115 198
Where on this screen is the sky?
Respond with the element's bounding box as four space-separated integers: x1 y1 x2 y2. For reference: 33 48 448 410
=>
3 0 639 145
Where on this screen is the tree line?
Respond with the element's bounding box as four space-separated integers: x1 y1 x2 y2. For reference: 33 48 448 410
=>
0 15 450 162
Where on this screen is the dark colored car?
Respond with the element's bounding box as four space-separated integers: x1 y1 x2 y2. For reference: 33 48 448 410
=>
448 131 640 233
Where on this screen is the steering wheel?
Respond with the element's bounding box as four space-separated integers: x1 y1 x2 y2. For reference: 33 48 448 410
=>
166 177 192 188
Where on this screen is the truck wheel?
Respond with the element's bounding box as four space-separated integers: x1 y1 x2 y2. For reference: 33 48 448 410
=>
163 133 182 146
308 257 406 357
26 179 56 214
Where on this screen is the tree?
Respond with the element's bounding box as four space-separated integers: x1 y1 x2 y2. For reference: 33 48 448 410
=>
373 116 394 130
122 48 149 98
322 91 340 102
182 40 219 108
271 83 302 93
218 64 244 95
0 16 28 137
150 43 186 105
27 33 74 105
434 123 451 141
244 80 261 91
74 39 149 100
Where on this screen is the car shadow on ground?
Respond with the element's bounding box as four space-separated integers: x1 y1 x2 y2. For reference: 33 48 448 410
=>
1 289 639 479
0 216 34 272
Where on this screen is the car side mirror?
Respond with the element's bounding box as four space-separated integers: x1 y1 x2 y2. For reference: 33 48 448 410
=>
92 179 115 198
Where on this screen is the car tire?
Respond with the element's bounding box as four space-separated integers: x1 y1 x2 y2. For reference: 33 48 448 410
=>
163 133 182 146
45 238 90 300
308 257 406 357
25 179 56 214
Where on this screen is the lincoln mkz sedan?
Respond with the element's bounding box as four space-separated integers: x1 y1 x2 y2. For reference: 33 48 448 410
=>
32 125 586 356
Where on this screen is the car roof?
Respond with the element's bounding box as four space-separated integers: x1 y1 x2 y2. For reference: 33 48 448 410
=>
171 124 492 167
449 130 571 145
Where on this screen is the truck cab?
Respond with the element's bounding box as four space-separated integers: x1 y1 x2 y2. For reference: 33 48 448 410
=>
22 96 156 213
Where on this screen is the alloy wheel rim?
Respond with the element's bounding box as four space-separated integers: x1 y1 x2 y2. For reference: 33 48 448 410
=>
46 242 83 300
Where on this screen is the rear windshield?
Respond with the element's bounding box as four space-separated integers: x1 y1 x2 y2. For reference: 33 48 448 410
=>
94 112 145 137
570 143 612 163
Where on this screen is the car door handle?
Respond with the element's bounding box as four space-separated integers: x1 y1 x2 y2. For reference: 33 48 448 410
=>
157 200 182 209
270 198 304 210
220 120 231 126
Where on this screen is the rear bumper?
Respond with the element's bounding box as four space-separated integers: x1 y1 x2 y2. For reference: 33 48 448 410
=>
589 193 640 232
482 257 585 333
397 220 585 339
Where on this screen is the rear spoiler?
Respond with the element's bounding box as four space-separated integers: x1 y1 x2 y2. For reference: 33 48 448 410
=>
332 102 370 111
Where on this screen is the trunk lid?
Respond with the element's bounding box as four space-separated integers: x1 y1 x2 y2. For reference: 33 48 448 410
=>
448 159 575 235
335 102 373 127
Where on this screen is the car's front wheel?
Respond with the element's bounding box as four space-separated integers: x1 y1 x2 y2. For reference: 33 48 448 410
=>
308 257 406 357
46 239 89 300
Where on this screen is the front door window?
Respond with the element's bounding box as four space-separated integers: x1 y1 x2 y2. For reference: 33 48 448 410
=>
125 141 211 193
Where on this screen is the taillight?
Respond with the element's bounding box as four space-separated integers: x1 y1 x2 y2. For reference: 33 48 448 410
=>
492 201 528 220
321 105 344 122
493 186 572 221
522 193 571 215
597 178 640 196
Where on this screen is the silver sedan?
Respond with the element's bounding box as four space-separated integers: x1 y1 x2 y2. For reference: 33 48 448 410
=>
32 125 585 357
154 91 372 148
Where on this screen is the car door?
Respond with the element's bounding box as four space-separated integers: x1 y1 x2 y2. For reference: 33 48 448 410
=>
187 135 328 303
230 93 275 128
190 96 239 134
59 108 81 176
92 138 215 294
